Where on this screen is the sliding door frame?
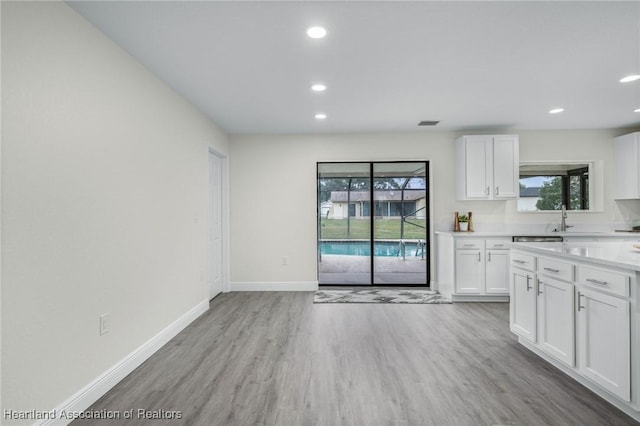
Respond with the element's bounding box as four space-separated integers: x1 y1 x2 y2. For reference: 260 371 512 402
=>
317 160 431 287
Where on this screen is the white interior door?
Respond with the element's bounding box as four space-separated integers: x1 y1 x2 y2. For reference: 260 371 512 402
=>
209 151 224 299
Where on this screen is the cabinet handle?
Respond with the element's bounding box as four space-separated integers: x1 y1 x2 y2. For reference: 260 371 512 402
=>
537 279 543 295
496 186 500 196
513 259 526 264
577 291 585 311
526 275 532 291
586 278 608 286
477 252 481 262
493 244 505 247
488 252 491 262
463 244 475 247
486 186 490 196
543 267 560 273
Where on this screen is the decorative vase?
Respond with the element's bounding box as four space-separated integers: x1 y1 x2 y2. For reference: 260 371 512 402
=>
459 222 469 232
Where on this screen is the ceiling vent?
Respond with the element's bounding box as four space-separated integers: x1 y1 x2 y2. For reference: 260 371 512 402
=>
418 121 440 126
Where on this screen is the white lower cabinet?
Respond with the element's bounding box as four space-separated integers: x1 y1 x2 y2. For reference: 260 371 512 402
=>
486 249 509 293
510 249 635 415
537 276 574 367
577 287 630 401
454 238 510 298
455 249 483 293
510 266 536 343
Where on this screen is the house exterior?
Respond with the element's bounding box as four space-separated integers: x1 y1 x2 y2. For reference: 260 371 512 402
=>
320 200 332 217
517 186 541 211
327 190 426 219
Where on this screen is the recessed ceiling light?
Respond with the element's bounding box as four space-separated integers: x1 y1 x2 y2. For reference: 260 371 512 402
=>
307 27 327 39
315 113 327 120
634 107 640 113
311 84 327 92
620 75 640 83
549 108 565 114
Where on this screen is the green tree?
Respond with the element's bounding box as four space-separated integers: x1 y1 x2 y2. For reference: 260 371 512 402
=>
318 178 369 202
374 178 402 190
568 175 587 210
536 177 563 210
535 176 586 210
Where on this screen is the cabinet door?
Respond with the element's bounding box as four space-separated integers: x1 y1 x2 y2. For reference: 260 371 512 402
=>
455 250 483 293
510 268 536 343
485 250 509 294
538 277 574 367
492 135 519 198
464 136 491 199
577 288 630 401
614 132 639 200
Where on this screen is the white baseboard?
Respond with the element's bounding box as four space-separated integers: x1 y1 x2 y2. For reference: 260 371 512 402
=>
38 300 209 426
230 281 318 292
452 294 509 302
430 280 453 299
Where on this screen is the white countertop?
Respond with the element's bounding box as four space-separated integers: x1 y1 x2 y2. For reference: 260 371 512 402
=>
511 241 640 271
435 230 640 238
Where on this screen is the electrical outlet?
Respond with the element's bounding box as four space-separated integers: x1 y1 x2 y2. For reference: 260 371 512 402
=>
281 256 288 266
99 313 110 336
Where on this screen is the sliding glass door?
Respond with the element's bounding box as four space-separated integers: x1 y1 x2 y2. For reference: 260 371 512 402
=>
317 163 371 285
317 161 429 286
372 162 428 284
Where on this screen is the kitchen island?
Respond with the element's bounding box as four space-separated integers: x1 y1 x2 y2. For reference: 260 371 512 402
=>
509 241 640 422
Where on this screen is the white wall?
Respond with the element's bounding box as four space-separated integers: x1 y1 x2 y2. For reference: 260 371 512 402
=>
229 129 640 287
1 1 229 420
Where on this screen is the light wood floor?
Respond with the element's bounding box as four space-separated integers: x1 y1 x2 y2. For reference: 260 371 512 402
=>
74 292 639 426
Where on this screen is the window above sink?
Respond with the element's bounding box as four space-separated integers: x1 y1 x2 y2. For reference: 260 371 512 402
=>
517 161 603 213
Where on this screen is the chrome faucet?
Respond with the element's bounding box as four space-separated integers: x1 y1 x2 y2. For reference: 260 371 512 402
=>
560 204 572 231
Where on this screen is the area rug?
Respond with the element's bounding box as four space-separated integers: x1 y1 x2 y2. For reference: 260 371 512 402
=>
313 289 451 304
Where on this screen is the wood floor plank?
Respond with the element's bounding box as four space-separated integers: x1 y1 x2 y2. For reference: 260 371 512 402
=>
72 292 639 426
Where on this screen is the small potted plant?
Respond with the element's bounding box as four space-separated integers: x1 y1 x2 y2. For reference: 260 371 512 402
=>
458 214 469 232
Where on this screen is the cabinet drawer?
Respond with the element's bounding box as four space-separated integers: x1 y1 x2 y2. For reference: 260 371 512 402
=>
577 265 629 298
486 239 510 249
456 240 483 250
511 251 536 271
539 257 573 282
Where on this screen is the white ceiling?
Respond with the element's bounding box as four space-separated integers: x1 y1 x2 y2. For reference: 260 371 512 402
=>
68 1 640 135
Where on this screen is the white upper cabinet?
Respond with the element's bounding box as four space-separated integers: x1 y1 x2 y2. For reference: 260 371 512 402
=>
614 132 640 200
456 135 519 200
460 135 492 199
492 136 519 198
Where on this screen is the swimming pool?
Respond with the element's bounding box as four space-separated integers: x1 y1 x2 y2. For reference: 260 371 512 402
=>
319 241 424 257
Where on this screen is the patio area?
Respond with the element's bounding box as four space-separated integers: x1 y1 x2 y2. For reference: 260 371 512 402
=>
318 254 427 285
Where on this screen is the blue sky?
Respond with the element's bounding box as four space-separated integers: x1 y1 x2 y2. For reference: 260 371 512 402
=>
520 176 555 187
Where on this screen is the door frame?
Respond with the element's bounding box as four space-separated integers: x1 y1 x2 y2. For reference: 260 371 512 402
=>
208 147 230 297
317 160 431 287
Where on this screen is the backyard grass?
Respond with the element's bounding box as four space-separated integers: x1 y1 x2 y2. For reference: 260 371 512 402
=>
319 218 426 239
